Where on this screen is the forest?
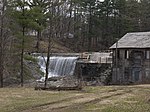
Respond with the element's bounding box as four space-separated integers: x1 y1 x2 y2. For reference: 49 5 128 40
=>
0 0 150 87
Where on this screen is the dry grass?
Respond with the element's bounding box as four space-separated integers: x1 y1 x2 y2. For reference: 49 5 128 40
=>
0 85 150 112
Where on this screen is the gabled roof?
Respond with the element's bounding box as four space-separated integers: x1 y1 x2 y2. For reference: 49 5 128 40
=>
110 32 150 49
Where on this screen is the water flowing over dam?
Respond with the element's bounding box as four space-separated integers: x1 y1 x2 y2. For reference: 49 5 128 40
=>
38 56 78 78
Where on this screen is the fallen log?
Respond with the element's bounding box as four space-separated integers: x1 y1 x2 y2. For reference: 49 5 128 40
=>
35 85 82 91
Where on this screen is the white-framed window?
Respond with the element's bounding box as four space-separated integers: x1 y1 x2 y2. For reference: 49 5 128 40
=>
146 51 150 59
125 50 129 59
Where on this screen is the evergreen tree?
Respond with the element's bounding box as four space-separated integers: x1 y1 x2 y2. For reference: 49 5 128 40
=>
80 0 97 51
10 0 32 87
126 0 140 32
28 0 49 52
139 0 150 31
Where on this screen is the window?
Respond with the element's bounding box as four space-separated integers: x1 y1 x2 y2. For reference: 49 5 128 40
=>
145 51 150 59
125 50 129 59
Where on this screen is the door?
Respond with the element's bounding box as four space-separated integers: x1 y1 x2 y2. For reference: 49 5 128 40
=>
130 51 143 82
132 68 141 82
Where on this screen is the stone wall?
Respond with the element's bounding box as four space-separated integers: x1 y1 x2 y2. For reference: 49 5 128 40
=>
74 62 112 85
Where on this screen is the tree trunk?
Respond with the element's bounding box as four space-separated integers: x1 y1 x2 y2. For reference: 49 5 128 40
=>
20 0 26 87
88 4 92 52
45 0 53 88
0 0 5 88
44 36 51 88
20 27 25 87
67 0 73 37
0 21 4 87
0 50 4 88
36 31 41 52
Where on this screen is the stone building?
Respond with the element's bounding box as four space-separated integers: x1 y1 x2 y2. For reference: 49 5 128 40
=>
110 32 150 84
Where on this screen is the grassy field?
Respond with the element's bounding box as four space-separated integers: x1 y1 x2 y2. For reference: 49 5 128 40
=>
0 85 150 112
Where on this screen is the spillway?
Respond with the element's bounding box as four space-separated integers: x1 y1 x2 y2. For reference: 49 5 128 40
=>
38 56 78 78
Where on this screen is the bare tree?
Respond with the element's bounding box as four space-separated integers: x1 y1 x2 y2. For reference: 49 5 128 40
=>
0 0 12 87
44 0 54 88
0 0 7 87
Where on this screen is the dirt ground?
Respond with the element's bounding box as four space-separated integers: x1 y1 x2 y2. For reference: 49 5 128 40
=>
0 85 150 112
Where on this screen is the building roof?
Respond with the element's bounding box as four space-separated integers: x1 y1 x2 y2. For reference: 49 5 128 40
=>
110 31 150 49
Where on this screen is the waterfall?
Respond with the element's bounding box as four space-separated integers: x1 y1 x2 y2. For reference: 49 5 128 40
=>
38 56 78 80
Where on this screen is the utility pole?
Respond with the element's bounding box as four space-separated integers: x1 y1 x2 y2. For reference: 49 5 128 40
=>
115 40 118 83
